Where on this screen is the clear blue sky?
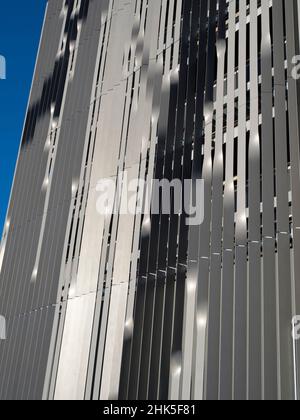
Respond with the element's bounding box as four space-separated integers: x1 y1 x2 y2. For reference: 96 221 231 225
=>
0 1 46 234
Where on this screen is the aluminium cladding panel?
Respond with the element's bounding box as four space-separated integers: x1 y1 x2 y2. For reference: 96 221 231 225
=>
198 0 217 401
36 0 108 308
45 0 111 399
286 0 300 400
181 0 210 401
0 0 64 317
123 0 190 401
0 0 65 400
219 0 236 401
203 0 226 401
74 3 182 398
248 0 262 401
261 0 278 400
53 0 138 400
119 64 166 401
43 0 112 399
2 0 300 402
87 8 143 399
135 75 173 400
0 0 102 400
234 0 247 401
102 0 183 401
272 0 294 400
57 2 185 399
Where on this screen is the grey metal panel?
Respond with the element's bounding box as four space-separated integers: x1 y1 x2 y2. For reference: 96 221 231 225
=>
277 233 294 399
219 250 234 400
248 0 262 401
0 0 104 398
181 0 205 400
0 0 61 320
233 246 247 400
205 0 226 402
1 7 63 395
233 0 247 401
138 72 171 400
219 0 236 401
120 0 186 401
272 0 294 400
285 0 300 400
0 1 64 397
206 254 222 400
248 242 262 400
262 237 277 400
1 0 300 401
48 0 115 399
261 0 278 400
28 0 99 398
196 0 217 401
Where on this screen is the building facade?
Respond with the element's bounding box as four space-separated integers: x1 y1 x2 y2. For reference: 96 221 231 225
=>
0 0 300 400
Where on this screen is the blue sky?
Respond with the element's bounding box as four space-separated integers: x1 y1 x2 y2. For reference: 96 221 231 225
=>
0 1 46 233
